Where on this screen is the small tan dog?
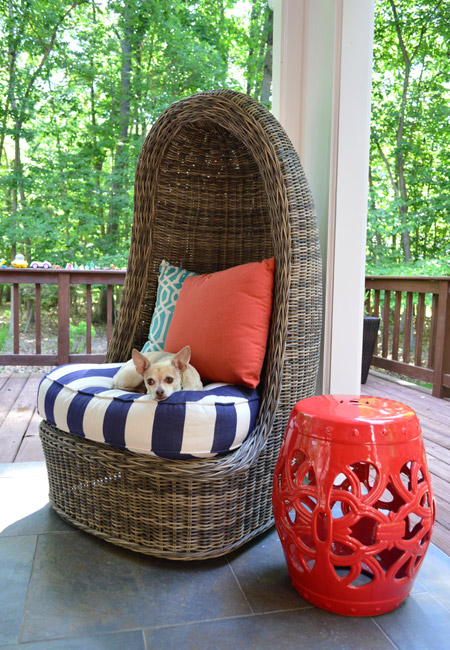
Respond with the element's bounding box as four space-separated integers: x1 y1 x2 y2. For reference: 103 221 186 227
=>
112 345 203 400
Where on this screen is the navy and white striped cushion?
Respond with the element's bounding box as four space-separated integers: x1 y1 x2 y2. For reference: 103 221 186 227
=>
37 364 260 459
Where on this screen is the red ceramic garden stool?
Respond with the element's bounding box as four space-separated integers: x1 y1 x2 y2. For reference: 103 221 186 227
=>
272 395 435 617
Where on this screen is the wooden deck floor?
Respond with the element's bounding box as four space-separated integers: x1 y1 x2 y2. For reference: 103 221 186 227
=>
361 372 450 558
0 372 44 463
1 369 449 555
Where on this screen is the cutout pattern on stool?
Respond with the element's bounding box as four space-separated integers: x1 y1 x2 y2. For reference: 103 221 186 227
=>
276 453 435 589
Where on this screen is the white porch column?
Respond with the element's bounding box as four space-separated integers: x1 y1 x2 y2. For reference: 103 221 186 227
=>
272 0 374 395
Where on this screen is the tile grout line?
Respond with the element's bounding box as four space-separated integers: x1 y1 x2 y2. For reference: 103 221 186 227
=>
226 557 256 615
140 606 316 633
142 627 149 650
427 591 450 615
12 609 317 646
2 529 80 540
12 627 151 648
371 616 401 650
17 533 40 646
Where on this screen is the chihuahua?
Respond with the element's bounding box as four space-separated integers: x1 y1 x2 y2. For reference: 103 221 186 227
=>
112 345 203 400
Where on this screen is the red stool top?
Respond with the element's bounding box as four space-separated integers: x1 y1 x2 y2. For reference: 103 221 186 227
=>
292 395 422 445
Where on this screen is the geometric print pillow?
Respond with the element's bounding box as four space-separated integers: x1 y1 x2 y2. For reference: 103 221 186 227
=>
141 260 197 353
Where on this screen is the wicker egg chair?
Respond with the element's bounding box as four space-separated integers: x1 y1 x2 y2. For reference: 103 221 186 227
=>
39 89 322 560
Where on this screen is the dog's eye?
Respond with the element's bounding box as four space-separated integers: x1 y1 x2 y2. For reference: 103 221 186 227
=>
166 377 174 384
147 378 155 386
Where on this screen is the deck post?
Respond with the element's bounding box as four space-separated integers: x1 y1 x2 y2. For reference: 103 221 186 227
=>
444 281 450 399
431 279 449 398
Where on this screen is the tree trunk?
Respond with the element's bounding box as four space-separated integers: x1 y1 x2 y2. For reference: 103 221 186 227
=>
388 0 429 263
108 8 132 238
395 67 412 263
5 0 87 256
260 8 273 105
246 0 260 97
90 1 105 230
368 167 383 262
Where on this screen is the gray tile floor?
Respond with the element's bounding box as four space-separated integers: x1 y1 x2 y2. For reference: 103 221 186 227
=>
1 462 450 650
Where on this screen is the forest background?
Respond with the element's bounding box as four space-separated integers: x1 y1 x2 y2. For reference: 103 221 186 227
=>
0 0 273 269
0 0 449 276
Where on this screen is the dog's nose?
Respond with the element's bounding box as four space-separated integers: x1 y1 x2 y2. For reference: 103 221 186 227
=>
155 389 165 399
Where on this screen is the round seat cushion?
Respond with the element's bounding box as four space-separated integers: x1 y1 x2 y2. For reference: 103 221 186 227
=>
37 364 260 459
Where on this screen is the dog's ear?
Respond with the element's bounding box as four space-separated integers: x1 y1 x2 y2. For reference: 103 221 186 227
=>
171 345 191 373
132 349 150 376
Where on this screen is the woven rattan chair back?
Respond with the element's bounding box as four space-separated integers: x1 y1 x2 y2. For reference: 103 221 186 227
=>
39 90 322 559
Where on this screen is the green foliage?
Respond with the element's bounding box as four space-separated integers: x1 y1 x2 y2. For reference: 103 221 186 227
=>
0 304 11 353
0 323 9 352
69 320 96 353
367 0 450 271
366 258 450 277
0 0 272 267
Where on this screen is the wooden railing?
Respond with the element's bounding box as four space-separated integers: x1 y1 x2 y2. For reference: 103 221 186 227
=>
0 268 126 366
365 276 450 398
2 270 448 398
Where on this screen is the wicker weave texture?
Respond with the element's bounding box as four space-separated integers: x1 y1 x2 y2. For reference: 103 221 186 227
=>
39 89 322 560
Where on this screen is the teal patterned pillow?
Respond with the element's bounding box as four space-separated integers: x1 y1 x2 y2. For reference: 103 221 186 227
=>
142 260 197 353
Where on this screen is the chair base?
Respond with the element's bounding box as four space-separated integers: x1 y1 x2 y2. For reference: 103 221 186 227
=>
39 420 275 560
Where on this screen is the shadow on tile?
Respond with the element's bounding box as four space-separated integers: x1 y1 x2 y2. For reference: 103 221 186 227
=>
1 504 74 537
0 535 37 646
21 531 253 644
228 527 310 613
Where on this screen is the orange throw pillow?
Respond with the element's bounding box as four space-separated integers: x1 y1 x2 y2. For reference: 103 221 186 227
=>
164 258 275 388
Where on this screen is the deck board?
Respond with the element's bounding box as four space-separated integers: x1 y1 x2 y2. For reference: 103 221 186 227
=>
0 374 28 421
361 371 450 557
0 373 45 462
0 368 448 555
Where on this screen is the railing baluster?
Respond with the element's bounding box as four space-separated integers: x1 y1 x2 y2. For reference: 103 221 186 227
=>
392 291 402 361
86 285 92 354
415 293 425 367
35 283 42 354
13 283 19 354
403 292 413 364
374 289 380 317
106 285 113 344
58 274 71 365
382 290 390 358
428 293 438 369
